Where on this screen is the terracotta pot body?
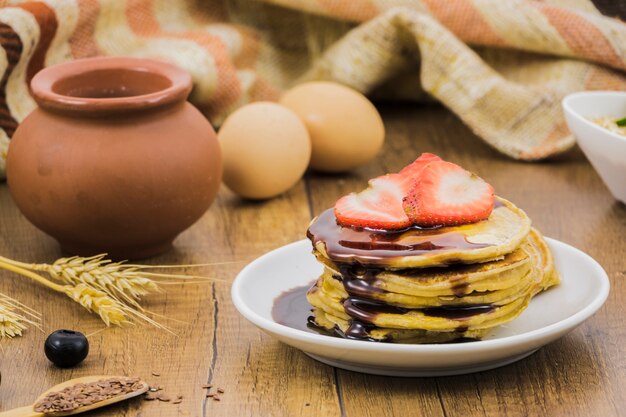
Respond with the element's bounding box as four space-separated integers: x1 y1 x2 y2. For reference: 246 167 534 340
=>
7 57 222 259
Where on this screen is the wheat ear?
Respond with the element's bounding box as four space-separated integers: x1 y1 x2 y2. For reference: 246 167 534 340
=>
0 260 169 329
0 292 41 338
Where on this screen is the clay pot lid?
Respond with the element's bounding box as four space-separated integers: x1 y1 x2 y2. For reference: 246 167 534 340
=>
31 56 193 115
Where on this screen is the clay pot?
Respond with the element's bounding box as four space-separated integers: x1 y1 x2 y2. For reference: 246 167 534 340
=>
7 57 222 259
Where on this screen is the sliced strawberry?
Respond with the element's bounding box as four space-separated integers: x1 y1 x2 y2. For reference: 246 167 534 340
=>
399 153 443 180
335 174 411 230
369 173 413 196
402 161 494 227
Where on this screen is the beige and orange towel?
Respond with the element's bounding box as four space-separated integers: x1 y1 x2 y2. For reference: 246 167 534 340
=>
1 0 626 177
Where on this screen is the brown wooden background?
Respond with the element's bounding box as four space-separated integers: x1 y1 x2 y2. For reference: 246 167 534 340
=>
0 104 624 417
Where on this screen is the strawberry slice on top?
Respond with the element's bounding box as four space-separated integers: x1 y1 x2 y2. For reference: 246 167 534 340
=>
399 153 442 180
333 152 494 230
402 161 494 227
334 173 412 230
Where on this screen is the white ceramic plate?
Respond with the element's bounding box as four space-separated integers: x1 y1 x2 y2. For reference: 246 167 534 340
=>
232 238 609 377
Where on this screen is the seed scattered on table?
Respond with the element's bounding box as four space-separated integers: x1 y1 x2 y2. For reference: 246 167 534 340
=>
151 372 161 377
213 396 221 402
217 388 225 394
201 384 213 389
34 377 143 413
173 395 183 404
206 393 214 398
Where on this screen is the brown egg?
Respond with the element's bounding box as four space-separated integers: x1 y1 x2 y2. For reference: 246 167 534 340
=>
280 81 385 172
218 102 311 199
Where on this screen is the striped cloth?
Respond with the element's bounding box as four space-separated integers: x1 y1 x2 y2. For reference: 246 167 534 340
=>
1 0 626 177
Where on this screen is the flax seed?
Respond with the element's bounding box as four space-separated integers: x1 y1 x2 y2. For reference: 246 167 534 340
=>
34 377 143 413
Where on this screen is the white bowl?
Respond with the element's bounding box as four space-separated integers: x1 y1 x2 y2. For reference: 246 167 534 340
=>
562 91 626 203
231 238 609 377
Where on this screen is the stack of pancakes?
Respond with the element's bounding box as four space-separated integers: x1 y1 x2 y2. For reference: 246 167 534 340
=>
306 197 559 343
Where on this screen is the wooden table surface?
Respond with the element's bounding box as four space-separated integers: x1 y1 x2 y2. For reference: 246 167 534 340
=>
0 104 624 417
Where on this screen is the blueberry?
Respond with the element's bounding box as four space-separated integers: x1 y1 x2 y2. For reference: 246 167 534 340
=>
44 329 89 368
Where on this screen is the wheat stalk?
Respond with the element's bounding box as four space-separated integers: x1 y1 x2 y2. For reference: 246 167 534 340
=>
0 292 41 338
0 254 222 310
0 263 170 331
0 254 222 331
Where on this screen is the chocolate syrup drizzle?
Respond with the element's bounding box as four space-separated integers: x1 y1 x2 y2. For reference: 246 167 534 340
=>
307 209 494 266
335 320 379 342
341 295 494 323
337 264 386 297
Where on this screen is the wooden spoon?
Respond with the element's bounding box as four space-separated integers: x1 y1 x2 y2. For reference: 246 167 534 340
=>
0 375 149 417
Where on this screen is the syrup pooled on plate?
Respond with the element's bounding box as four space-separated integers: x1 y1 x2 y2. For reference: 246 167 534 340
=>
271 283 386 342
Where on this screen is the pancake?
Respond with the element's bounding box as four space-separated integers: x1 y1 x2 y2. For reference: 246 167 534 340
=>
315 239 534 298
307 197 531 269
306 229 559 339
307 281 533 331
314 229 557 301
524 228 560 295
319 269 535 308
312 308 490 343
